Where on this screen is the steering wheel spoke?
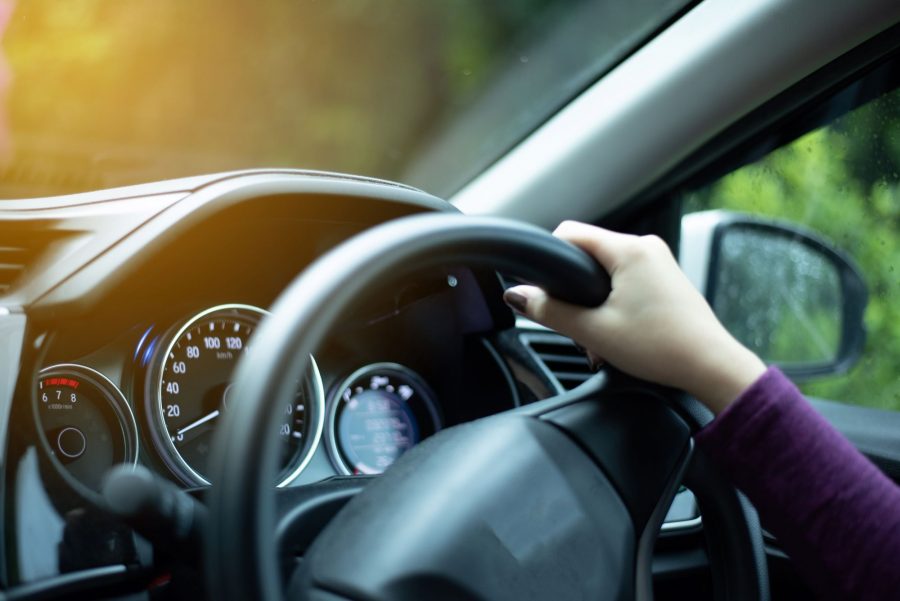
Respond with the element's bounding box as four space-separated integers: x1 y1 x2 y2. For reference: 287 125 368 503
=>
539 381 693 536
275 477 374 571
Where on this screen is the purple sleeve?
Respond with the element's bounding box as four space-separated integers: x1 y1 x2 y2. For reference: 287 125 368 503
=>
695 367 900 600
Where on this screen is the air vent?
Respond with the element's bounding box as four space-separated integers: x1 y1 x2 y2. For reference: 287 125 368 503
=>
0 244 28 293
0 223 68 295
521 331 593 391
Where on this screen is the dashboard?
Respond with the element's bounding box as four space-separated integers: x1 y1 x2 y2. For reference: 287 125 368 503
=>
0 170 700 600
0 170 533 589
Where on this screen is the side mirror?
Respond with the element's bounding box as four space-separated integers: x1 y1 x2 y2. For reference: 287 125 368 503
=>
681 211 867 381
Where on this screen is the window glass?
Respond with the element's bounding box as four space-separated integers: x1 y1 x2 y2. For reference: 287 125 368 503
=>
683 73 900 410
0 0 690 199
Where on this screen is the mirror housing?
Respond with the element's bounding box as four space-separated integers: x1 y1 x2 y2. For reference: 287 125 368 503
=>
681 211 867 381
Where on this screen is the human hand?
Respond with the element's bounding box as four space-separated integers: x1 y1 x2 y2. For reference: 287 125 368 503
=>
503 221 766 413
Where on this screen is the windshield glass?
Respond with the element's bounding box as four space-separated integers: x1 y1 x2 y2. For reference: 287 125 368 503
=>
0 0 689 199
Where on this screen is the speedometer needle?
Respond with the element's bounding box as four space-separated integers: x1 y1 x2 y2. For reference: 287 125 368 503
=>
177 409 220 437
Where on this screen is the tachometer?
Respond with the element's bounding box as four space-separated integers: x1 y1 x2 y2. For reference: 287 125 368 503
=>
35 364 138 493
150 304 323 486
327 363 440 475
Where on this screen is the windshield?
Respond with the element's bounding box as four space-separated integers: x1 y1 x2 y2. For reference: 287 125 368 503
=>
0 0 689 199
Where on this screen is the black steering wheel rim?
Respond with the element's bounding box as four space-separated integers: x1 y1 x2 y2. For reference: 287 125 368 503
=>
205 213 768 601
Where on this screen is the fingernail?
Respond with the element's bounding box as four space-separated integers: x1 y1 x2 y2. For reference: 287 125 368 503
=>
573 342 603 372
503 290 528 314
586 351 604 373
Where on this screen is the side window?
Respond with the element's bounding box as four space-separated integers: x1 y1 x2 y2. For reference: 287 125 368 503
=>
682 71 900 411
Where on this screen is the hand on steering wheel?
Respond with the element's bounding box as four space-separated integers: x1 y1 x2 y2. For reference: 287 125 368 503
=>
504 220 766 414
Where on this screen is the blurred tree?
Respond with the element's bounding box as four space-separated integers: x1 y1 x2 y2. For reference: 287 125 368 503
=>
0 0 565 196
0 0 686 197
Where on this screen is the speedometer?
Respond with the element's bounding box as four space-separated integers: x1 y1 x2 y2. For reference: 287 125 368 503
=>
150 304 323 487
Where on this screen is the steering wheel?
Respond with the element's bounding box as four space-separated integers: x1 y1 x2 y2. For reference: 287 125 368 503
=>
205 213 769 601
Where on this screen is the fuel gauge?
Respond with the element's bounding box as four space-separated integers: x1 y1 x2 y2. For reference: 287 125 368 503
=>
35 364 138 493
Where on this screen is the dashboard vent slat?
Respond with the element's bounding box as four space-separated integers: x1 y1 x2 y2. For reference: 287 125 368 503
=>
0 224 68 295
0 253 28 292
520 331 593 392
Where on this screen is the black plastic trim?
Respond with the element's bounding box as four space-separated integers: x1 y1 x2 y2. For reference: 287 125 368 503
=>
5 565 129 601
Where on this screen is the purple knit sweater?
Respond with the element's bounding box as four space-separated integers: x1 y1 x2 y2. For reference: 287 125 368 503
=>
695 367 900 600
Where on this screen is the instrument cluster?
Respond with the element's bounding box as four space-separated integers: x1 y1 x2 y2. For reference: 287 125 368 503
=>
31 301 473 494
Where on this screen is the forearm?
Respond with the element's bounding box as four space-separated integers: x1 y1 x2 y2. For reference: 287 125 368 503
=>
696 368 900 600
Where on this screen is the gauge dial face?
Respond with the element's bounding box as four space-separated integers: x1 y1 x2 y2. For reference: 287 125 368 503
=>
35 364 137 493
328 363 440 475
153 304 323 486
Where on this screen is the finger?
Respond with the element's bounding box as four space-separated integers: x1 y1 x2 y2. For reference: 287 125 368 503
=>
573 342 605 372
552 220 638 273
503 284 600 340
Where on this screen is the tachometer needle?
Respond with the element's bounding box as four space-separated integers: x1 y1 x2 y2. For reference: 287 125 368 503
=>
177 409 220 437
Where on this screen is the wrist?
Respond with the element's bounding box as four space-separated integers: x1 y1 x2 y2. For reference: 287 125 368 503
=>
686 337 767 414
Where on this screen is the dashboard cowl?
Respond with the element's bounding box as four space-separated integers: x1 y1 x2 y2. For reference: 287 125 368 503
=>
18 170 454 316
